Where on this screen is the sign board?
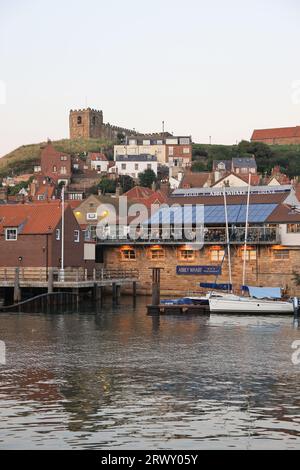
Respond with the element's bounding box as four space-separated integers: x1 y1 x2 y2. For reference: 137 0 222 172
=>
176 265 221 275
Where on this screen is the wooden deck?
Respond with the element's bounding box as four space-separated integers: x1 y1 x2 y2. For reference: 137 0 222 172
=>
0 267 139 289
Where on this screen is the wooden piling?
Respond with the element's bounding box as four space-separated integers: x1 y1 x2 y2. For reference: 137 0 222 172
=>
13 267 21 304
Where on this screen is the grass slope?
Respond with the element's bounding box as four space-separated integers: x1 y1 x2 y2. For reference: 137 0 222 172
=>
0 138 112 178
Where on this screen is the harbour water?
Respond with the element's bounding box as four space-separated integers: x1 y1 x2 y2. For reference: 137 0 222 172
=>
0 296 300 449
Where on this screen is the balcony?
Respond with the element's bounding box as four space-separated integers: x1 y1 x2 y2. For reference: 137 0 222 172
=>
96 225 280 245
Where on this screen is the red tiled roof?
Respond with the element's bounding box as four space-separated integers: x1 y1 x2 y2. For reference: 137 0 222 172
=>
168 192 291 206
267 204 300 223
180 172 211 189
123 186 154 199
251 126 300 140
90 153 107 161
0 203 65 234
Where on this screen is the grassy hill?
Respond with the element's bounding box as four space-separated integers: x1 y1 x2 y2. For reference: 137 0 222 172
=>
1 137 300 180
0 138 113 178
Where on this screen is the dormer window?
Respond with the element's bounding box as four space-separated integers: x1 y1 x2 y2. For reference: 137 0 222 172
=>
5 228 17 240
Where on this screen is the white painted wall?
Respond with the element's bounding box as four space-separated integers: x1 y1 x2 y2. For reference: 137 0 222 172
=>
115 160 158 179
114 144 167 163
91 160 109 173
213 174 248 187
279 224 300 246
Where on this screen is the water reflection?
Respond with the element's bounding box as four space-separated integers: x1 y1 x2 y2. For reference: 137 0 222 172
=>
0 297 299 449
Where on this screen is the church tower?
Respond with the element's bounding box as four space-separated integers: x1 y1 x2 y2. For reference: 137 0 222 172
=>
69 108 104 139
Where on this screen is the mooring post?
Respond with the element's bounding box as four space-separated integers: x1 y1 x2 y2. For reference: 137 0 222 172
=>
116 284 121 304
13 267 21 304
132 281 137 298
48 267 54 294
112 283 117 303
149 267 163 306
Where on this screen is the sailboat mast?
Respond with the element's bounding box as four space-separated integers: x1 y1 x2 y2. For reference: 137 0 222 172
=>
242 174 251 287
223 185 232 291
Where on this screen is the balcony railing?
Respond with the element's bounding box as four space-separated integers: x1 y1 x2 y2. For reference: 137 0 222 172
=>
96 226 280 244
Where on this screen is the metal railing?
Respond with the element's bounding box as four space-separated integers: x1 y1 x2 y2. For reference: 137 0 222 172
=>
97 226 279 244
0 267 139 283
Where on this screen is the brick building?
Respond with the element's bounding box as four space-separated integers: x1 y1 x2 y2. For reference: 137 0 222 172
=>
251 126 300 145
40 141 71 185
0 203 84 269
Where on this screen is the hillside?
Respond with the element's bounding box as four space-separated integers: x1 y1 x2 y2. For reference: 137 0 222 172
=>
0 138 113 178
1 138 300 180
192 141 300 177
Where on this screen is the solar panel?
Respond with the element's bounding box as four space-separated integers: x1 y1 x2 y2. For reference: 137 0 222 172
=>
144 203 278 225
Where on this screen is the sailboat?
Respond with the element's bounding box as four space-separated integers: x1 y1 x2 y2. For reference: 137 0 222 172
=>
208 177 294 314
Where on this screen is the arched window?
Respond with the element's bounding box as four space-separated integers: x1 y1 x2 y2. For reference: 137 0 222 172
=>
77 116 82 125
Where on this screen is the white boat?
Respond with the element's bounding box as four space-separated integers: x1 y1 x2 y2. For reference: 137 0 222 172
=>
208 179 294 314
209 295 294 314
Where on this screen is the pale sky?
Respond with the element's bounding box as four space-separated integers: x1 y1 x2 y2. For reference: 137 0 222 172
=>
0 0 300 156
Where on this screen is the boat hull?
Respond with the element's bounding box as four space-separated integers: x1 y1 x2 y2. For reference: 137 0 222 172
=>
209 297 294 314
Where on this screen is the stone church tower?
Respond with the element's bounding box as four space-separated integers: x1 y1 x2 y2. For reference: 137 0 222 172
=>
69 108 104 139
69 107 139 141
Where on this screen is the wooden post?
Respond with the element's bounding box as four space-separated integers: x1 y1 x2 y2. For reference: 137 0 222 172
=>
132 281 137 298
116 284 121 304
112 283 117 303
149 267 163 306
13 267 21 304
48 267 54 294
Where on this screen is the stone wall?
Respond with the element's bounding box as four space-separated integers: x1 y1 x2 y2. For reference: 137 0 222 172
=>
103 244 300 296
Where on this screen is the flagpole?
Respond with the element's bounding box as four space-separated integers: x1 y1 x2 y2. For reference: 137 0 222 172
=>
61 185 65 272
223 185 232 292
242 174 251 288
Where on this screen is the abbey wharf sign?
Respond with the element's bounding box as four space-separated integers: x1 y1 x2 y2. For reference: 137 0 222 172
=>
176 265 221 275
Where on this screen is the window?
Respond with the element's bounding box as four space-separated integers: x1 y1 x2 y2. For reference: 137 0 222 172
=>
74 230 80 243
37 195 45 201
56 229 60 240
135 163 139 170
77 116 82 124
179 137 190 145
5 228 17 241
121 163 126 170
147 164 152 170
210 249 225 262
60 155 67 161
143 140 150 145
121 248 136 260
183 147 190 154
168 146 174 156
53 165 57 172
273 249 289 260
179 249 195 261
150 248 165 260
287 224 300 233
92 116 96 125
60 166 67 174
241 249 257 261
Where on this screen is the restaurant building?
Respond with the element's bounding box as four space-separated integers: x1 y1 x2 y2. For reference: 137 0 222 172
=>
97 185 300 296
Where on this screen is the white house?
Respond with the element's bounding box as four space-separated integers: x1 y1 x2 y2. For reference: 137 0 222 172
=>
90 153 109 173
112 154 158 179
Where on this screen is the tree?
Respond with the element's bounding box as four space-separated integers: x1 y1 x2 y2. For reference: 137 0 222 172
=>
157 165 169 181
138 168 157 188
118 175 135 194
191 161 208 172
98 177 117 194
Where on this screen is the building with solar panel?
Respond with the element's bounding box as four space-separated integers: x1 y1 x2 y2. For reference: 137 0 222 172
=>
96 184 300 296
